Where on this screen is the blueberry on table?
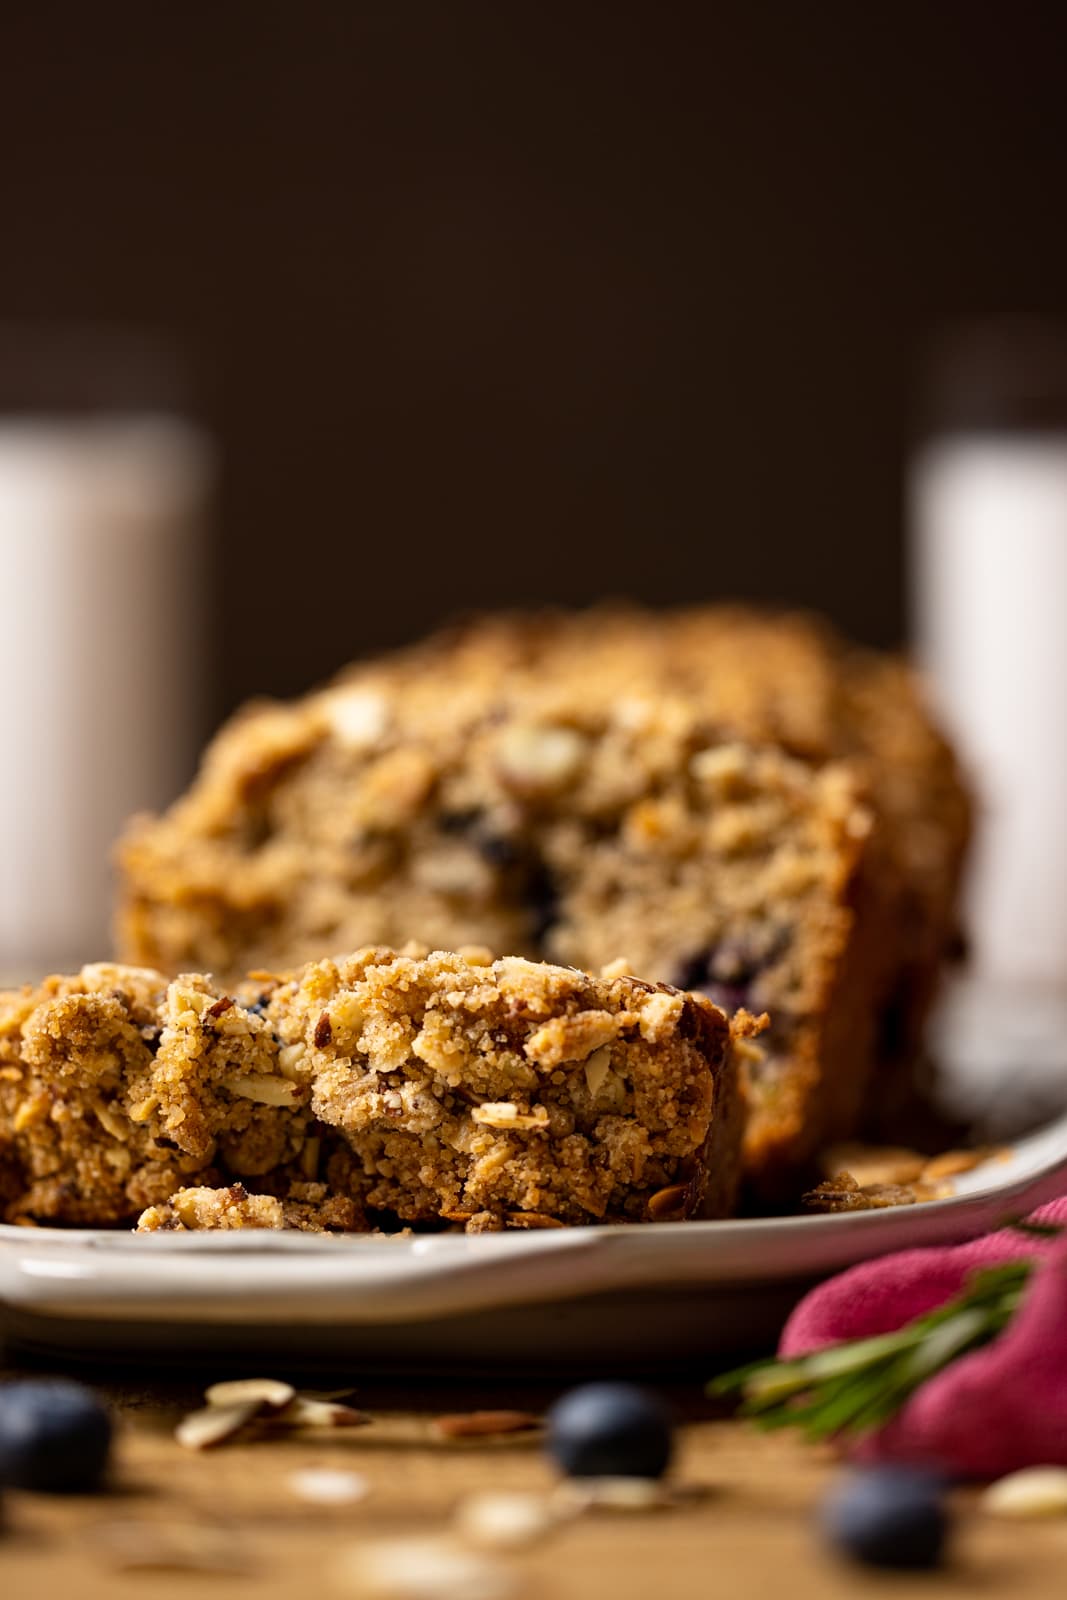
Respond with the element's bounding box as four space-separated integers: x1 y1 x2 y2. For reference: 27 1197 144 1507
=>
545 1383 673 1480
0 1380 113 1493
820 1466 949 1569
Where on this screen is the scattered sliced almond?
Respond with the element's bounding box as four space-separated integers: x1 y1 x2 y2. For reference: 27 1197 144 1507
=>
802 1173 919 1213
495 723 587 793
911 1180 955 1202
90 1095 130 1142
175 1400 262 1451
471 1102 549 1130
552 1475 671 1512
921 1147 1003 1182
324 687 390 751
982 1466 1067 1517
205 1378 296 1411
94 1519 252 1574
176 1382 367 1449
333 1536 515 1600
289 1467 371 1506
820 1143 926 1188
646 1184 689 1221
583 1045 612 1098
506 1212 565 1230
278 1041 307 1078
455 1489 558 1549
273 1396 370 1430
221 1071 304 1107
432 1410 541 1439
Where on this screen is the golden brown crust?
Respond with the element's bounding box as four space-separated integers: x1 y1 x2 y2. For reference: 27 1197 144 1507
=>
135 1180 364 1233
1 947 740 1229
115 605 969 1189
279 949 738 1224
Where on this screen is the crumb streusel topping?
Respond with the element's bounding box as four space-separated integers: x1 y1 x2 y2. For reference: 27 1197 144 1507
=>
0 946 745 1230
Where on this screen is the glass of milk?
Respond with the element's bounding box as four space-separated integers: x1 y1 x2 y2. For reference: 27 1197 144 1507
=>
910 318 1067 1129
0 329 214 980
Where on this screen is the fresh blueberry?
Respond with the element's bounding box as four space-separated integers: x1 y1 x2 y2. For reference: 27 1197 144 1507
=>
820 1466 949 1569
674 928 791 1012
545 1383 673 1479
0 1380 113 1493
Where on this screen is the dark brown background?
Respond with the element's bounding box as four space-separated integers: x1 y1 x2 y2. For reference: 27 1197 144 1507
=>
2 2 1067 723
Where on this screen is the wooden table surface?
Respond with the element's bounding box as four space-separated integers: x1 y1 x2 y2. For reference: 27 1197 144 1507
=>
0 1363 1063 1600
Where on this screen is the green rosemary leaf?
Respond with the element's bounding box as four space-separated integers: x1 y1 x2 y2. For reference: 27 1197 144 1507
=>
789 1325 928 1385
897 1305 991 1383
837 1308 995 1438
964 1260 1033 1297
737 1329 920 1413
790 1367 904 1440
708 1355 792 1397
739 1365 822 1409
837 1369 920 1437
711 1252 1041 1442
1006 1218 1065 1239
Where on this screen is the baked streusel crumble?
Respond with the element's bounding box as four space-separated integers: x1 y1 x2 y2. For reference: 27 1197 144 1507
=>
0 947 749 1231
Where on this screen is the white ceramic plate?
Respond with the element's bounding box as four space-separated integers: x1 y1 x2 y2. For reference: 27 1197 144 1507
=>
2 1110 1066 1370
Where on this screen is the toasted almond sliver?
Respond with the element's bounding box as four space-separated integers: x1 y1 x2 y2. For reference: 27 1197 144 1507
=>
455 1489 558 1549
91 1096 131 1142
221 1072 303 1107
911 1181 954 1202
496 724 586 791
333 1536 515 1600
288 1467 370 1506
921 1148 989 1182
821 1143 926 1188
324 687 389 750
646 1184 689 1222
552 1476 670 1512
982 1467 1067 1517
272 1396 370 1430
470 1101 515 1123
471 1102 549 1130
583 1046 612 1098
277 1041 307 1078
432 1410 541 1439
175 1400 261 1451
204 1378 296 1410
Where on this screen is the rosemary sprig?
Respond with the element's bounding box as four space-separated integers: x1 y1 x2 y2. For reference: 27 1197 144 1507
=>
1006 1219 1065 1238
709 1240 1055 1442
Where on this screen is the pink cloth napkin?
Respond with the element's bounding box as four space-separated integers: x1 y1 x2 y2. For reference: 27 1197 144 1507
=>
779 1198 1067 1479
